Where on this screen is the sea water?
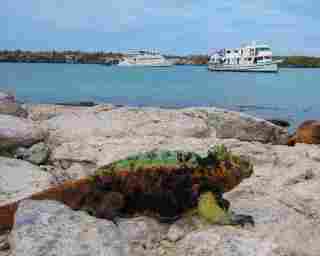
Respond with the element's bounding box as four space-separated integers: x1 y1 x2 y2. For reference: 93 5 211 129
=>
1 63 320 130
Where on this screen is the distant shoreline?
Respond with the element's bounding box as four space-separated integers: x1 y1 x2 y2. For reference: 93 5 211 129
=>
1 50 320 67
0 50 208 66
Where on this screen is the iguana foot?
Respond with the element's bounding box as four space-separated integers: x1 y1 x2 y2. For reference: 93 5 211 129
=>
229 213 254 226
216 196 230 211
197 191 231 225
197 191 254 226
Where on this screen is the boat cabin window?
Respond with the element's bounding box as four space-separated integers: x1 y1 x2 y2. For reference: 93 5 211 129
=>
234 50 239 53
257 47 270 51
264 56 271 59
226 50 231 54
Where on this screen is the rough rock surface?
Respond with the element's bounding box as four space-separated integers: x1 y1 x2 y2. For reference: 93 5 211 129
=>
0 92 27 118
49 139 320 255
14 142 50 165
1 104 318 255
9 200 130 256
117 217 168 255
215 141 320 256
0 115 46 150
174 227 278 256
43 107 211 147
184 107 289 144
0 230 10 256
0 157 53 205
25 103 115 121
45 107 288 173
44 107 288 148
40 164 91 184
136 141 320 256
50 136 219 172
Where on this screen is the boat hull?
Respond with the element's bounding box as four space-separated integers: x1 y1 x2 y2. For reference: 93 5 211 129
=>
118 58 173 67
208 62 279 73
118 62 173 67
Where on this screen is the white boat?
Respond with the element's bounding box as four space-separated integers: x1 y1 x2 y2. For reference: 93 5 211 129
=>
118 50 173 67
208 42 282 72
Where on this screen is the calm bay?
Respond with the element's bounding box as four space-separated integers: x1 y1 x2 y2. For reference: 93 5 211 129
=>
1 62 320 130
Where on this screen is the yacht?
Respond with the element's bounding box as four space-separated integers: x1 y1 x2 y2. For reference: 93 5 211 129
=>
118 50 173 67
208 42 282 72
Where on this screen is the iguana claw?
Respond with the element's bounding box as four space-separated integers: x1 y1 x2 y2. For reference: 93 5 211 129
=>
229 213 255 226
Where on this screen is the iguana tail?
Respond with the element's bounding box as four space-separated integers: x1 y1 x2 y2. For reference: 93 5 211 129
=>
0 178 92 230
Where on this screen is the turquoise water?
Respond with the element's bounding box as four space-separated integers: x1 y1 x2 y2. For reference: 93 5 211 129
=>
1 63 320 129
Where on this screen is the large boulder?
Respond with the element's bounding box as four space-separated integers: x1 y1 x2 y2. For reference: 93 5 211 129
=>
221 141 320 256
25 103 116 121
184 107 289 144
0 92 14 102
47 106 288 174
288 120 320 146
0 91 27 118
15 142 50 165
0 157 53 205
50 135 219 172
0 114 47 150
9 200 130 256
147 140 320 256
43 107 211 147
4 140 320 256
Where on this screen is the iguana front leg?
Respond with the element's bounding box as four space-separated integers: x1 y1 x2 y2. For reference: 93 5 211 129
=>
197 192 254 226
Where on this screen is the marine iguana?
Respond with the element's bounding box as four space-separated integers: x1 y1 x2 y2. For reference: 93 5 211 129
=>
0 145 254 229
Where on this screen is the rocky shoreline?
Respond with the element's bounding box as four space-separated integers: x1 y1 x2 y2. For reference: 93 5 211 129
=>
1 91 320 256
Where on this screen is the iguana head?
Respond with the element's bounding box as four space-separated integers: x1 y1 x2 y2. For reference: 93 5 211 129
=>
216 153 253 193
193 145 254 193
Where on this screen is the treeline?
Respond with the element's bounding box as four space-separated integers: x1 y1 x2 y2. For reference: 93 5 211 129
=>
0 50 209 65
1 50 319 67
275 56 320 68
188 55 209 65
0 50 123 64
165 54 209 65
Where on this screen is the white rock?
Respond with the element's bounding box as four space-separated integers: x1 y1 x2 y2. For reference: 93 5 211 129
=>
0 115 46 149
118 216 168 251
0 157 53 205
9 200 130 256
43 107 210 147
24 103 114 121
0 91 27 117
15 142 50 165
175 228 279 256
184 107 289 144
50 135 219 170
167 224 186 242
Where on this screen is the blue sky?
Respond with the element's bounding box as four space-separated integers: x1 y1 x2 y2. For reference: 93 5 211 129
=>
1 0 319 55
